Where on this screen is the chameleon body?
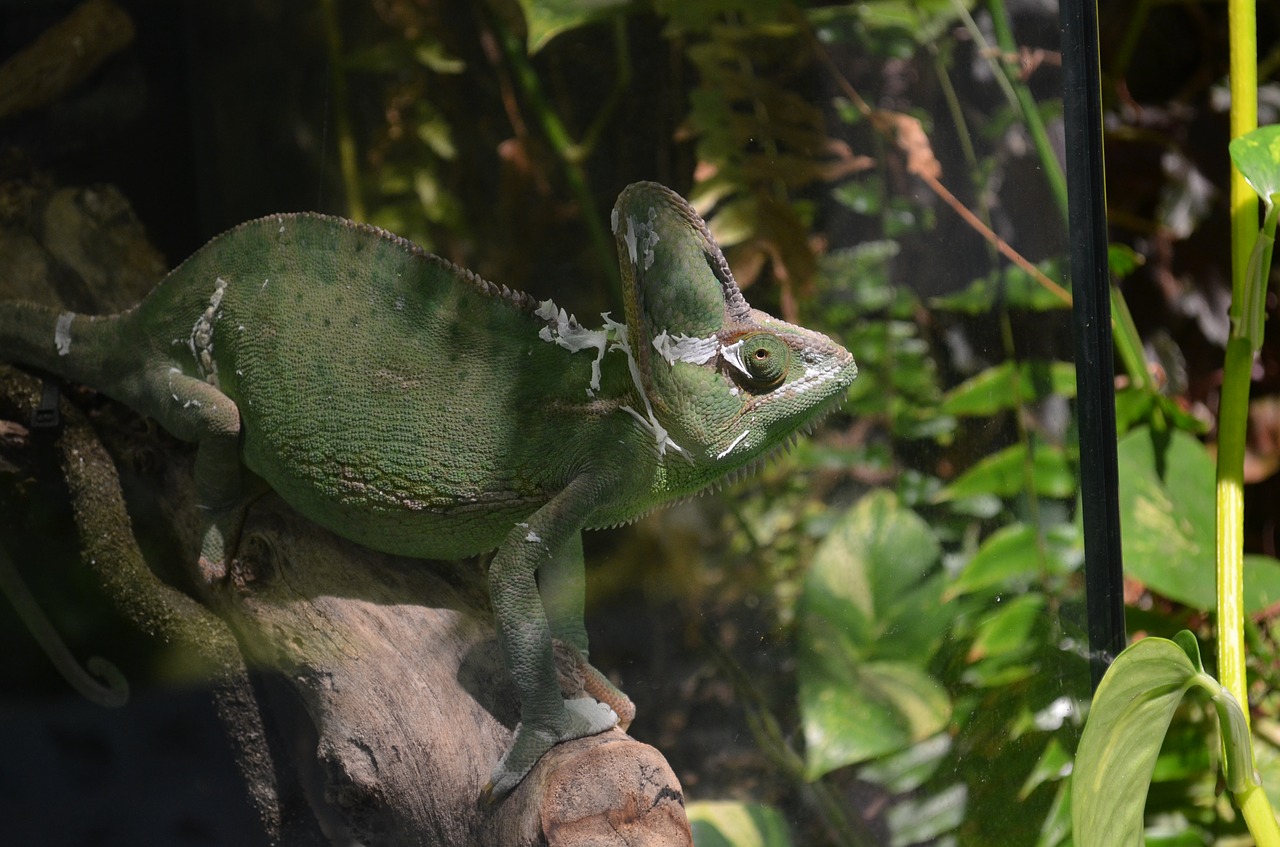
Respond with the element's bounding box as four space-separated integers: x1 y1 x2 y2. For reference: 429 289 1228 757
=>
0 182 856 794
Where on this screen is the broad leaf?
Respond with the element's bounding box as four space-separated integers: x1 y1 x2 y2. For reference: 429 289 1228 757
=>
1117 426 1280 611
800 659 951 780
1073 635 1259 847
688 801 793 847
797 491 951 778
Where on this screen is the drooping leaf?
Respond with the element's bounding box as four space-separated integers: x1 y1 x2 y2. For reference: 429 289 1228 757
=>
687 801 794 847
1073 635 1259 847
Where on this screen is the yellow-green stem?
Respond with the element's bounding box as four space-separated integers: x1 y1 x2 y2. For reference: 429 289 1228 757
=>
1221 0 1279 841
1215 337 1251 723
1240 784 1280 843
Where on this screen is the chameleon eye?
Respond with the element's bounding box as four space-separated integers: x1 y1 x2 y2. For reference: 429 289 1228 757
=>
729 332 790 389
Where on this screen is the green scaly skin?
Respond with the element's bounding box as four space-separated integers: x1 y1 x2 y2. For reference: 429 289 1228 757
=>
0 182 857 795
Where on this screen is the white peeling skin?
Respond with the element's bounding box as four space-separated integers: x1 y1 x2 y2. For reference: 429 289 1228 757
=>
535 299 610 392
606 316 686 458
642 207 659 271
720 339 751 377
623 217 639 266
716 428 750 460
652 330 720 365
534 303 688 459
54 312 74 356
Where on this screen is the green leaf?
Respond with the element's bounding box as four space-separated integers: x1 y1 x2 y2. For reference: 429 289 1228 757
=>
947 523 1079 599
1073 635 1260 847
1117 426 1280 611
797 491 951 778
884 783 967 845
1228 124 1280 208
688 801 794 847
1107 243 1146 281
831 178 884 216
968 593 1045 659
935 442 1075 502
516 0 630 54
800 659 952 780
930 260 1070 313
941 360 1076 417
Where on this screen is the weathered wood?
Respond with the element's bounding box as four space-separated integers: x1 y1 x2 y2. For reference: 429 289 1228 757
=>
0 179 693 845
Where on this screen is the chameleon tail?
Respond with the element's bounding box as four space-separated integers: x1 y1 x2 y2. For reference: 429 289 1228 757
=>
0 301 128 391
0 541 130 707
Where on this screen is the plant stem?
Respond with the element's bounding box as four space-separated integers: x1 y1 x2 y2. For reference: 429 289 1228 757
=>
1216 336 1252 719
1220 0 1258 733
319 0 365 221
984 0 1070 223
1221 0 1280 841
485 8 619 292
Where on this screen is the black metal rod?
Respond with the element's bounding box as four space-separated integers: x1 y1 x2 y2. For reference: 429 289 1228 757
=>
1059 0 1127 689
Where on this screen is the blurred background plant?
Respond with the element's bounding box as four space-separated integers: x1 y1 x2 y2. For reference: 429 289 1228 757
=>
2 0 1279 844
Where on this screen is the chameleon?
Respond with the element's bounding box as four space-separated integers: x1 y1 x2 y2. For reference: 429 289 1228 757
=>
0 181 857 795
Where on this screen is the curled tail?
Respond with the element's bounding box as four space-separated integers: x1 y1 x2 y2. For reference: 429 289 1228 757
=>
0 541 129 707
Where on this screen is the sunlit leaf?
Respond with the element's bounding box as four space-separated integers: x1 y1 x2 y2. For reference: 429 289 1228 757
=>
688 801 794 847
968 593 1045 660
948 523 1079 599
941 360 1076 417
800 658 951 780
1228 124 1280 208
935 443 1075 502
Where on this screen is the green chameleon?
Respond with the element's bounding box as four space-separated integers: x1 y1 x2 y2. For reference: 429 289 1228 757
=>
0 182 856 795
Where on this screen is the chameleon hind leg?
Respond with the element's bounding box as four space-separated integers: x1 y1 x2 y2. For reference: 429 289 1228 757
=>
541 533 636 729
149 369 244 585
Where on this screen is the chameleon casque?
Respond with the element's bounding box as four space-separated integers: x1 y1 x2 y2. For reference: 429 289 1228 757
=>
0 182 857 795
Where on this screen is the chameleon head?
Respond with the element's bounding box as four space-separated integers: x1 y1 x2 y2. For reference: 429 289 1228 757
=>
610 182 857 478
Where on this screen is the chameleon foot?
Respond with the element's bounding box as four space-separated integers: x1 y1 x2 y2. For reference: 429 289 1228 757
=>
553 639 636 730
485 697 618 799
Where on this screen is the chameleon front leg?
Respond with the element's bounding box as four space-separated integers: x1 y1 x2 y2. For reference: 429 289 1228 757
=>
150 369 244 584
486 473 620 798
